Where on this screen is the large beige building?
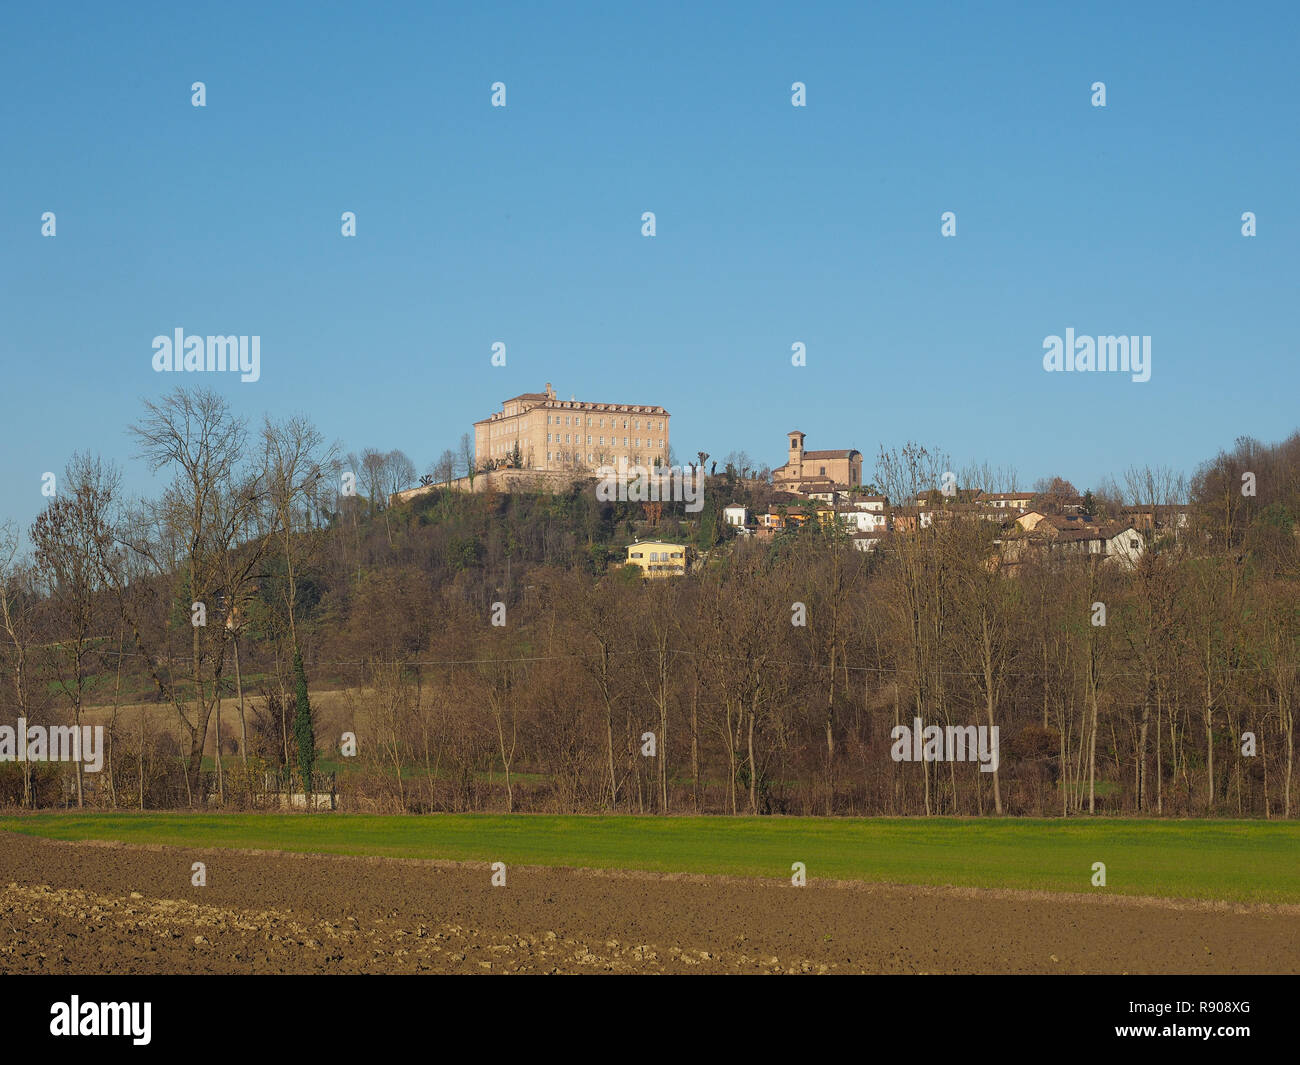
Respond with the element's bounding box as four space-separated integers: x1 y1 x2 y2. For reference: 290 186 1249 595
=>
474 383 671 473
772 431 862 492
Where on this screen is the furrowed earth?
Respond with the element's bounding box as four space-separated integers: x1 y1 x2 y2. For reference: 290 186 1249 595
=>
2 831 1297 974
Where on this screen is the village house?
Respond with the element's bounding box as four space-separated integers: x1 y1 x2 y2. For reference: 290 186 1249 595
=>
851 495 889 512
803 486 840 503
914 487 982 506
722 504 749 527
835 506 888 533
625 540 690 578
1001 519 1145 568
975 490 1034 510
888 505 935 533
1027 514 1099 537
1122 504 1191 535
850 530 887 552
924 502 1017 525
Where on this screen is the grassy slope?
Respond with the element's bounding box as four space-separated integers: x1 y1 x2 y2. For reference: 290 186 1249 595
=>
3 813 1298 903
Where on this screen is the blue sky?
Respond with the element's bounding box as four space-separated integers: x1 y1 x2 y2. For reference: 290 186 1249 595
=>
2 1 1297 529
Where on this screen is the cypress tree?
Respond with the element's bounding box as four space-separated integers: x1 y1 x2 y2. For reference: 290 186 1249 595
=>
292 649 316 798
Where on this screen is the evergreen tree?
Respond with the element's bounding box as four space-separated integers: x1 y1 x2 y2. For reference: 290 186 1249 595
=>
697 497 720 550
292 649 316 796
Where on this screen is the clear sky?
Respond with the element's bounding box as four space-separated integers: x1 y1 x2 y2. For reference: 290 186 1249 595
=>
2 1 1297 529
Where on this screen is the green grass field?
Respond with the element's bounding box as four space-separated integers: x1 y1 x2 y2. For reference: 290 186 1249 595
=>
1 813 1297 903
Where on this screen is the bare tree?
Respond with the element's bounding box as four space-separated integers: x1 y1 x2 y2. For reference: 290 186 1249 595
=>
432 449 456 486
123 388 276 801
0 523 39 805
384 450 417 499
29 453 121 807
257 415 338 781
358 449 387 517
458 434 477 488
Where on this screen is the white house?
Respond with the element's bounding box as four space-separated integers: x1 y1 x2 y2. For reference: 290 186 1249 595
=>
852 495 888 512
850 530 885 552
837 507 888 533
1103 524 1146 566
723 504 749 527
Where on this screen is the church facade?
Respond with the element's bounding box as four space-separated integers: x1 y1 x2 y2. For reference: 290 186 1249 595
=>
772 431 863 493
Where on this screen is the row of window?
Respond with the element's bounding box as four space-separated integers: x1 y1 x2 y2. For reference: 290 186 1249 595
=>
548 434 664 448
629 551 685 561
548 414 665 431
548 452 656 464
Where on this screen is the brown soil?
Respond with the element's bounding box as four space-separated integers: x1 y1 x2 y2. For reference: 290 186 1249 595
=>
1 831 1296 974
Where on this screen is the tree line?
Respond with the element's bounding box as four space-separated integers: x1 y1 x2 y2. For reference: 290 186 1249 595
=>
1 388 1297 818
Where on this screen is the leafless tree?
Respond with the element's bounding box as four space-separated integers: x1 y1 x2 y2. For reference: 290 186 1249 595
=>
123 388 276 801
29 453 121 806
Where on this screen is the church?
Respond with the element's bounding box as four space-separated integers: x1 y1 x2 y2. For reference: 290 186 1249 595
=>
772 431 863 493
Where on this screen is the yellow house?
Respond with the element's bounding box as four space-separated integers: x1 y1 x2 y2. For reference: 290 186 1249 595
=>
626 540 689 578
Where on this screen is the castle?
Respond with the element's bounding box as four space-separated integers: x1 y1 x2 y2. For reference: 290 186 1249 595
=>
474 383 671 473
